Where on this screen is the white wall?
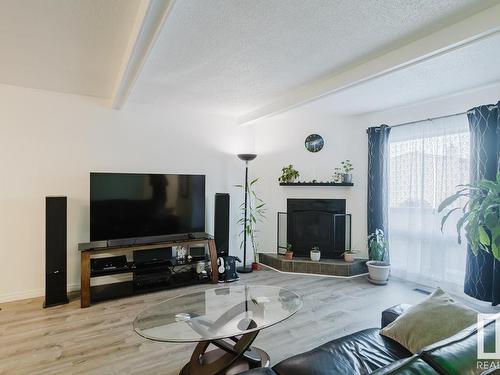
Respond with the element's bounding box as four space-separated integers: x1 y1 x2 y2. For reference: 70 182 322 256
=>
0 84 248 303
249 82 500 260
249 109 369 257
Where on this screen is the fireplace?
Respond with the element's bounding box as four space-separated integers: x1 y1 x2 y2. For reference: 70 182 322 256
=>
287 199 346 259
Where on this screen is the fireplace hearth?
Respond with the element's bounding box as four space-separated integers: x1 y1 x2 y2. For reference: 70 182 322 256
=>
286 199 347 259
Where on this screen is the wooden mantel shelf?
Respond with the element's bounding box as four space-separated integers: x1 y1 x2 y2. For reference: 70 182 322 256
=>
279 182 353 186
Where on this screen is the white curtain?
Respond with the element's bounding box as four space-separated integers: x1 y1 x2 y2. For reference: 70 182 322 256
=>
388 115 470 291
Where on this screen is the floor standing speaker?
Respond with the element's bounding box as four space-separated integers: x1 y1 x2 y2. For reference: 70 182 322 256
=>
44 196 69 308
214 193 230 256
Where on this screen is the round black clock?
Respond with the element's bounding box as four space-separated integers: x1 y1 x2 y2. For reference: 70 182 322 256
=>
305 134 324 152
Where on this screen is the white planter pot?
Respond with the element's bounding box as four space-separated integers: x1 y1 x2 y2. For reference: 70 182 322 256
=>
310 250 321 261
344 253 355 263
366 261 390 282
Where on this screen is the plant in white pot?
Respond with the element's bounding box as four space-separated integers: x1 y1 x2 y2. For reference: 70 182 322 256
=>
367 229 390 284
310 246 321 261
343 250 356 263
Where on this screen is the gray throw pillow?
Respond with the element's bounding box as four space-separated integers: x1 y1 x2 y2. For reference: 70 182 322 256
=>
380 287 478 354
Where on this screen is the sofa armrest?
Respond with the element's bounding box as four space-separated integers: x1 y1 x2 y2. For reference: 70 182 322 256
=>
381 304 411 328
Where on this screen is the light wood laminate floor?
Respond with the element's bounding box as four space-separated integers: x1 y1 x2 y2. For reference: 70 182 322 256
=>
0 267 497 375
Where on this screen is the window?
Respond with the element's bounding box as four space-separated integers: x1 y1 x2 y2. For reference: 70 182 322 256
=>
389 115 470 290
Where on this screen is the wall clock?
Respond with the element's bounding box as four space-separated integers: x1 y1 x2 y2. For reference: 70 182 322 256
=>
305 134 324 152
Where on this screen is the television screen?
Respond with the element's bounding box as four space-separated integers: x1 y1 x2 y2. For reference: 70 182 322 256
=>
90 173 205 241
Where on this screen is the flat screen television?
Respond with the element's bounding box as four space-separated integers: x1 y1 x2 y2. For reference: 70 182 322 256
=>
90 173 205 241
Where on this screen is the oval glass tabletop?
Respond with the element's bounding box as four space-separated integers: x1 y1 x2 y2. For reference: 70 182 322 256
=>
133 285 303 343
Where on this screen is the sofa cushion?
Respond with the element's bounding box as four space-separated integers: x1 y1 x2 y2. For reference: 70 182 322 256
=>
371 356 440 375
420 315 498 375
380 288 478 354
272 328 412 375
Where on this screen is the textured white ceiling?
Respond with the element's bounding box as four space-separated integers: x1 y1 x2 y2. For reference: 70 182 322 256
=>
301 32 500 115
130 0 497 115
0 0 141 98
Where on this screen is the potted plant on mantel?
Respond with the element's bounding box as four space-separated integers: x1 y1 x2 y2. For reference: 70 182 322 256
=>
285 243 294 260
367 229 390 284
332 160 354 183
341 160 354 183
279 165 300 183
439 172 500 262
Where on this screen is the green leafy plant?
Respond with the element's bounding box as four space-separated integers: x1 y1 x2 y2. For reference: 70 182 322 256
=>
367 229 389 261
236 178 266 261
438 172 500 261
341 160 354 173
286 243 293 253
278 165 300 183
333 167 343 183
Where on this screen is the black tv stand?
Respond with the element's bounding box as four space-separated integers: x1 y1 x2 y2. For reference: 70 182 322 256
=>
79 236 218 308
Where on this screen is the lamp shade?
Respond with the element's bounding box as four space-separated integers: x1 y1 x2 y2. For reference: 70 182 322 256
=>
237 153 257 162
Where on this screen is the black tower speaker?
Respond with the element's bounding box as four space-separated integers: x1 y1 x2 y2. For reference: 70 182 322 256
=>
214 193 230 256
44 196 69 308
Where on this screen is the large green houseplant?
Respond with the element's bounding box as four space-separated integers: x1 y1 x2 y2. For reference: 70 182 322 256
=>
366 229 390 284
439 172 500 261
235 178 266 266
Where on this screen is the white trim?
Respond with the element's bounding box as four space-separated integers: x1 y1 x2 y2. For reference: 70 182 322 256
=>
238 4 500 125
259 262 369 279
0 284 80 304
110 0 176 109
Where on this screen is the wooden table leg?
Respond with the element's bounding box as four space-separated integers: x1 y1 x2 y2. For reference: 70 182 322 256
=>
207 239 219 284
180 330 269 375
80 251 91 308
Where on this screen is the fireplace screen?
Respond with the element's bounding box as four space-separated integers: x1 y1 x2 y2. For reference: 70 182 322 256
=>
277 212 287 254
277 199 351 259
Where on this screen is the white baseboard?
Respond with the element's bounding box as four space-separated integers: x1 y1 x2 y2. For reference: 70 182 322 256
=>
0 283 80 304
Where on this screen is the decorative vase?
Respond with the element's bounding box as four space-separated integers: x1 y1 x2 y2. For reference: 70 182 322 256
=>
344 252 354 263
343 174 352 183
366 260 390 284
310 250 321 261
285 251 293 260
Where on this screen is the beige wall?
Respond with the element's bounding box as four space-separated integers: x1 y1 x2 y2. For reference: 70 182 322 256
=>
0 84 247 302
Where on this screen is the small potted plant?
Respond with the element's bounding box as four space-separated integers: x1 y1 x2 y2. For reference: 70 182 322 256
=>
279 165 300 183
367 229 390 284
333 167 343 183
310 246 321 261
343 249 356 263
285 243 294 260
341 160 353 183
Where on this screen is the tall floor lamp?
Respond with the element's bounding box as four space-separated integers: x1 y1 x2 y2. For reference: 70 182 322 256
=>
237 153 257 273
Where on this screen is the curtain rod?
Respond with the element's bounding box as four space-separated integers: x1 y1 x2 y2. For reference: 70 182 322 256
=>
390 111 469 128
366 104 499 133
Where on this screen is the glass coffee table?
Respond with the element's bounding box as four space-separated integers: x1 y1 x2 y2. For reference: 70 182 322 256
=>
134 285 303 375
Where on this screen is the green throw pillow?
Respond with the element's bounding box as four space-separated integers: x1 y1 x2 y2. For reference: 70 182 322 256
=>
380 287 478 354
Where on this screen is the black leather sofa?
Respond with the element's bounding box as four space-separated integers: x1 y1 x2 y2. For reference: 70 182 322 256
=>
241 304 498 375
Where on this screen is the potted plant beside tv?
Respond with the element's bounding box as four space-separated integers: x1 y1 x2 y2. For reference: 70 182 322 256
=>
236 177 266 270
439 172 500 262
367 229 390 284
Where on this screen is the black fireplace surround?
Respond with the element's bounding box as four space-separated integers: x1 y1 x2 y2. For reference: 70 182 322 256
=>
287 199 346 259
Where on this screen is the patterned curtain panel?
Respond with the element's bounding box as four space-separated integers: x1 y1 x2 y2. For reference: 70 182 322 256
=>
464 102 500 305
367 125 391 241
